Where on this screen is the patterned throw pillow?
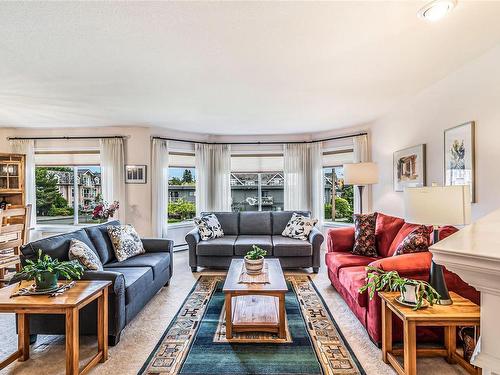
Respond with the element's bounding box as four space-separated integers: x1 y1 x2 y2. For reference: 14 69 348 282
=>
352 213 378 257
107 225 145 262
282 213 318 241
394 225 430 256
194 214 224 241
68 239 103 271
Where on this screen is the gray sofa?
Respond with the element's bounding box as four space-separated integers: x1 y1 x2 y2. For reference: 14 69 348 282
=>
16 220 173 346
186 211 324 273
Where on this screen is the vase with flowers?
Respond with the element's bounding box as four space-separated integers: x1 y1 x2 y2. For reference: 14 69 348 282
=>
92 201 119 221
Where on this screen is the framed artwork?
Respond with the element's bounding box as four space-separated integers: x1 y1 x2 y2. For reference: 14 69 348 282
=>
444 121 476 202
125 165 147 184
393 144 426 192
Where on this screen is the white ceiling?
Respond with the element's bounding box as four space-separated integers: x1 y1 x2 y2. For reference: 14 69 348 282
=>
1 1 500 135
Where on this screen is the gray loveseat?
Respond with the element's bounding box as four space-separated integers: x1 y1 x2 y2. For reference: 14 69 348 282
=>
186 211 324 273
16 220 173 346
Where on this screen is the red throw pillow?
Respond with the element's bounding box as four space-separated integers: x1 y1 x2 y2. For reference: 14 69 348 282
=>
375 213 405 257
394 225 430 256
387 222 421 257
352 213 378 257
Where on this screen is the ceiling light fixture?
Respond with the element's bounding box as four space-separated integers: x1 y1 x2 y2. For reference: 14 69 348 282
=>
418 0 457 21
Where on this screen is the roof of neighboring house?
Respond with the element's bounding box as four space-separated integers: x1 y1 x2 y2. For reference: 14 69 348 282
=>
47 169 101 185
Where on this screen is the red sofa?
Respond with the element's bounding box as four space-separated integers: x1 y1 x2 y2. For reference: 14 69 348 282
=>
326 212 479 345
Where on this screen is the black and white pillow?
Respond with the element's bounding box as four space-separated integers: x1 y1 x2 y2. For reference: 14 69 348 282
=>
107 225 145 262
282 213 317 241
68 239 103 271
194 214 224 241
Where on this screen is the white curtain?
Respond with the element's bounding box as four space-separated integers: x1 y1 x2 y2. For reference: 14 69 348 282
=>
283 143 324 222
100 138 126 222
353 134 369 214
151 139 169 237
10 139 36 228
195 144 231 214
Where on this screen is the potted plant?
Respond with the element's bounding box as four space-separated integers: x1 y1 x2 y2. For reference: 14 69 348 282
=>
15 250 85 291
359 266 440 310
244 245 267 275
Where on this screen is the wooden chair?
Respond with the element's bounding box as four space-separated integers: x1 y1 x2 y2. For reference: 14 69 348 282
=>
0 205 31 287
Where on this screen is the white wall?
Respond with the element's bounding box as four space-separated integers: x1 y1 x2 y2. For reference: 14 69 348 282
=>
370 43 500 221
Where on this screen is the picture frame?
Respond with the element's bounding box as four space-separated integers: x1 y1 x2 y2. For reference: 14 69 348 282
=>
393 144 426 192
125 165 147 184
444 121 476 203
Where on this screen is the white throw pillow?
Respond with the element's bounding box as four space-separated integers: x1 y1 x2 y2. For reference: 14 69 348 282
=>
68 239 103 271
282 213 318 241
194 214 224 241
107 225 145 262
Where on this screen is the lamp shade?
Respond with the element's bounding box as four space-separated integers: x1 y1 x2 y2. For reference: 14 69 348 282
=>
404 185 471 226
343 162 379 185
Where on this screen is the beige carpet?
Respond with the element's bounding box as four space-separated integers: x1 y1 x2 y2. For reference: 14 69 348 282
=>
0 249 468 375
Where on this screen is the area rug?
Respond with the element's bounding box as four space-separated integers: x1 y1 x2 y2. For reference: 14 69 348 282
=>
138 275 365 375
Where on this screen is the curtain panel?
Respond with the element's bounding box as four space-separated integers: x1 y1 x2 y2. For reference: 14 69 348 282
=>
195 144 231 214
353 134 369 214
151 139 169 237
99 138 126 222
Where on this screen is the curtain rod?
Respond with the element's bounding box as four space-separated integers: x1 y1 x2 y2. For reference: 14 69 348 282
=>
7 136 125 141
152 131 367 145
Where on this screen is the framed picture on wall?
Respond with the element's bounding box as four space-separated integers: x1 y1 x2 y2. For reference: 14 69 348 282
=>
125 165 147 184
444 121 476 202
393 144 426 192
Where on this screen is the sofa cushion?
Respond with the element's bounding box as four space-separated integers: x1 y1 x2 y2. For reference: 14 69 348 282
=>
194 214 224 241
107 225 146 262
325 252 377 277
85 220 120 264
239 212 272 235
338 266 369 308
282 213 317 241
202 212 239 235
387 223 429 257
272 211 310 235
234 235 273 256
272 235 312 257
353 213 378 257
68 239 103 271
394 225 430 256
375 213 405 257
103 266 153 306
105 252 170 280
196 235 237 256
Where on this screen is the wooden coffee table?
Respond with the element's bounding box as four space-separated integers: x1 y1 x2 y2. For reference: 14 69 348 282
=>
0 280 111 375
223 258 288 339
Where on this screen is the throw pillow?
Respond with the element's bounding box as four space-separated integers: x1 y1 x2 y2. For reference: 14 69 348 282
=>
282 213 318 241
194 214 224 241
352 213 378 257
68 239 103 271
394 225 430 256
107 225 145 262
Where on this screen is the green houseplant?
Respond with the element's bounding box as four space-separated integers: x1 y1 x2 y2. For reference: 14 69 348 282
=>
359 266 441 310
15 250 85 291
244 245 267 275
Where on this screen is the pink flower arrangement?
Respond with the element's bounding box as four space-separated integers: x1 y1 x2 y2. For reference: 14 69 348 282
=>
92 201 119 220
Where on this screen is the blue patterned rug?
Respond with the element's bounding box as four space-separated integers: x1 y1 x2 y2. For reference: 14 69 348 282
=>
139 275 365 375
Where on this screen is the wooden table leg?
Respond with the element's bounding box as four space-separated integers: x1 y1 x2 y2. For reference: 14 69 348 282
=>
381 299 392 363
17 313 30 362
403 320 417 375
225 293 233 339
278 293 286 339
66 307 79 375
444 326 457 364
97 288 109 362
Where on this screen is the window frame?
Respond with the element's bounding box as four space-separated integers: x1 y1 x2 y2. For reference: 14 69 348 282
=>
167 164 197 226
322 164 355 225
230 170 284 212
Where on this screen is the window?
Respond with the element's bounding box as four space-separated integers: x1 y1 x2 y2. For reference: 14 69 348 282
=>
323 166 354 223
168 167 196 224
35 166 104 225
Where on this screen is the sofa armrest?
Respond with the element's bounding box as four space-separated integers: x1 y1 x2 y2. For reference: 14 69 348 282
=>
368 252 433 277
326 227 355 253
185 228 200 269
81 270 126 297
309 227 324 269
141 238 174 253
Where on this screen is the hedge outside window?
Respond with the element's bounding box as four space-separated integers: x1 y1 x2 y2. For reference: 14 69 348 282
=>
323 166 354 223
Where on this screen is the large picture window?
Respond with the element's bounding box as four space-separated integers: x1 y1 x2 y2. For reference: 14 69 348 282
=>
323 166 354 223
231 172 284 212
168 167 196 224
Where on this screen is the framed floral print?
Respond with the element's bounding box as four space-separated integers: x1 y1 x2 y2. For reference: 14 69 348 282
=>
393 144 426 192
444 121 476 202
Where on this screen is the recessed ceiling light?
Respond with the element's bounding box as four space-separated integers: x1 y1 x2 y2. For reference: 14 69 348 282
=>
418 0 457 22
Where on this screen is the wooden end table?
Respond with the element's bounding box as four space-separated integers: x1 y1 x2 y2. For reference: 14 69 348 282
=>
0 280 111 375
223 259 288 339
380 291 481 375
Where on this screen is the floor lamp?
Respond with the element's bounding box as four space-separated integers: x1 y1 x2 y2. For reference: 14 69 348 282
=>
343 162 379 214
404 185 471 305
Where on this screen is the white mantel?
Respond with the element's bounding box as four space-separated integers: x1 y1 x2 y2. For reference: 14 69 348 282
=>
430 209 500 375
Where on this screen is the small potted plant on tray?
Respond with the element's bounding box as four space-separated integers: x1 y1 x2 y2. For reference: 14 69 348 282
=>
244 245 267 275
15 250 84 291
359 266 440 310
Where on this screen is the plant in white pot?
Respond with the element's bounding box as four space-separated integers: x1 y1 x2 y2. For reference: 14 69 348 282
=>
359 266 440 310
244 245 267 275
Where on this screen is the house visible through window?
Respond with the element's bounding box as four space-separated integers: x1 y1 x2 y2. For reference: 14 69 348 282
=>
231 172 284 212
